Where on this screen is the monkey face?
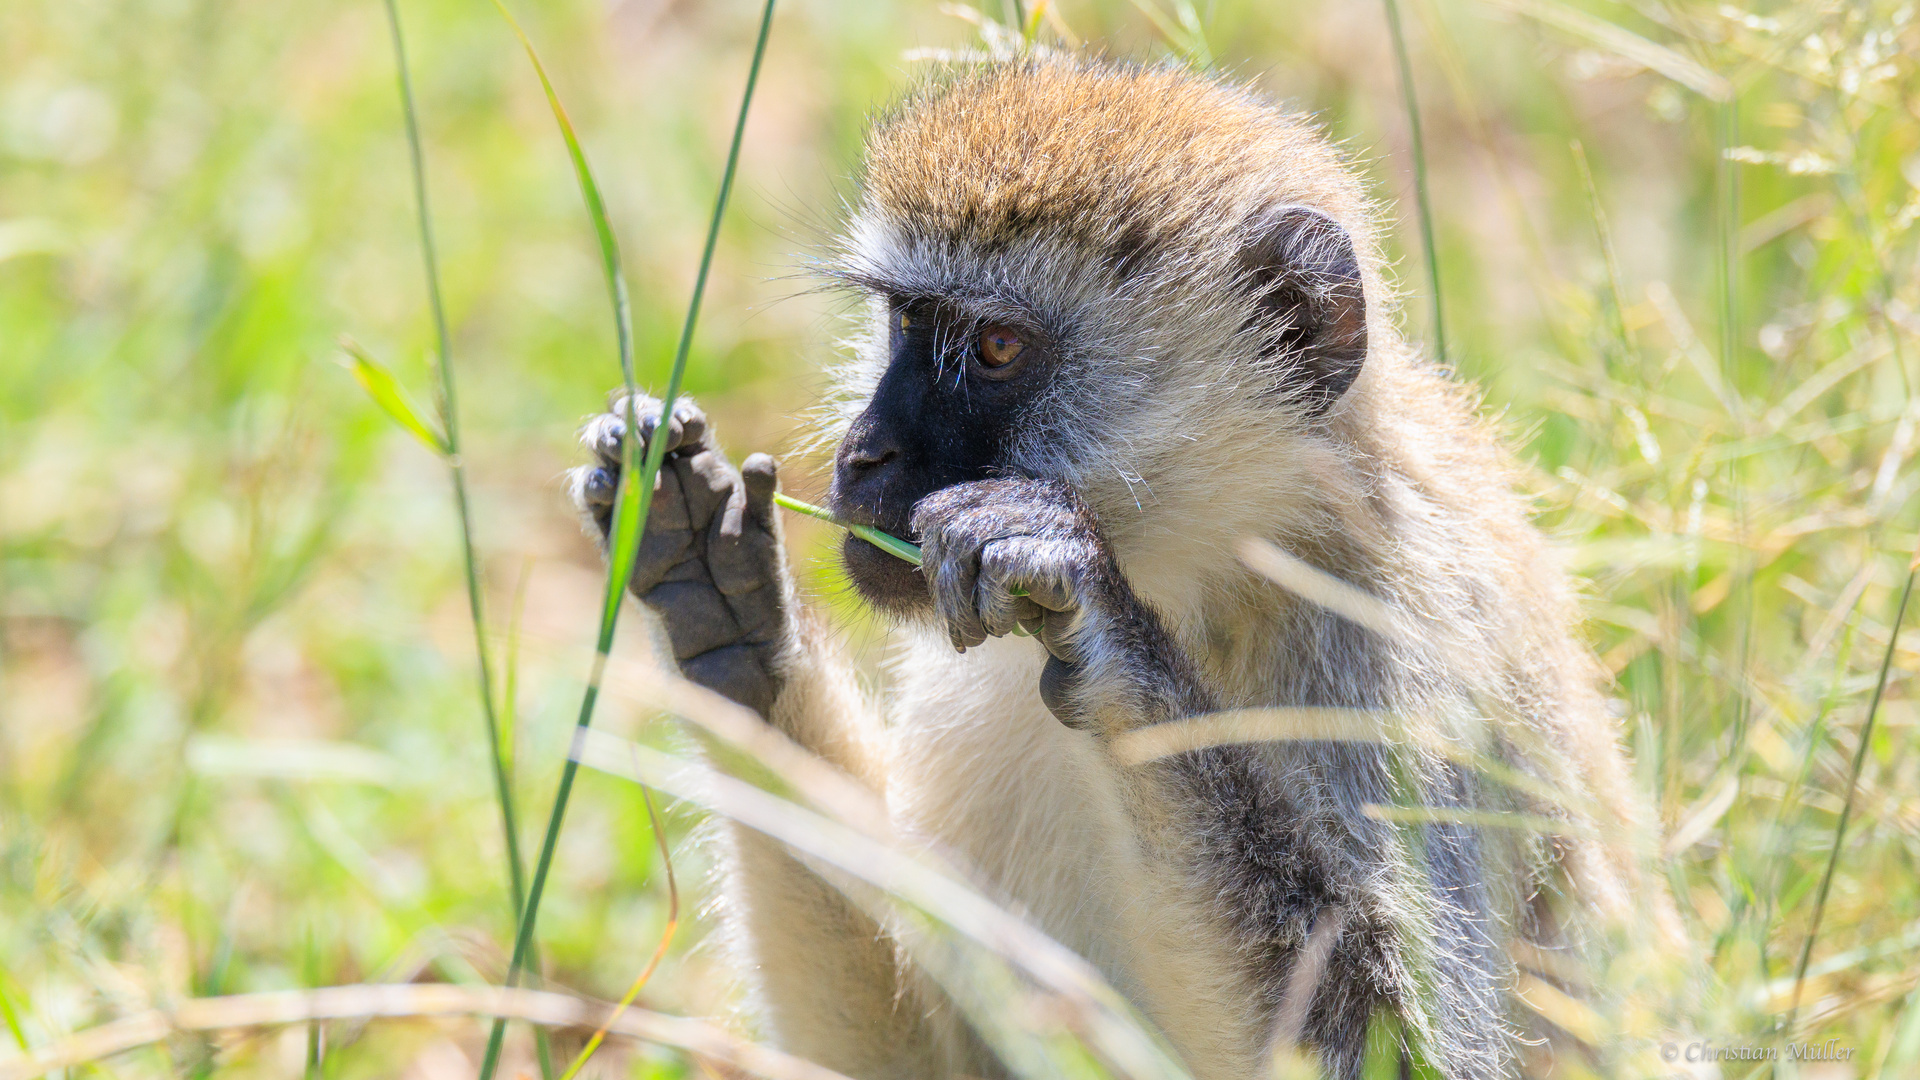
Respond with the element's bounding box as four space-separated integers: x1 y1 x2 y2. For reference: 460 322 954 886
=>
829 297 1053 615
825 203 1372 619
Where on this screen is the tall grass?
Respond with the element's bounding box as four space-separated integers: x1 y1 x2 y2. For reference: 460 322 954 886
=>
1381 0 1445 364
373 0 547 1072
476 2 778 1078
377 0 531 928
1 2 1917 1078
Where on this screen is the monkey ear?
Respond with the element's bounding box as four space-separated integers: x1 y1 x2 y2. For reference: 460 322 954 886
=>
1237 206 1368 412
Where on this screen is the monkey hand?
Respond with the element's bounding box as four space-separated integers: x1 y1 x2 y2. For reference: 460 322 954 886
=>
911 479 1213 731
568 394 792 718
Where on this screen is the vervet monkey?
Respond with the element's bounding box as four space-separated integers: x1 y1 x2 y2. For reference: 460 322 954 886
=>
570 57 1668 1080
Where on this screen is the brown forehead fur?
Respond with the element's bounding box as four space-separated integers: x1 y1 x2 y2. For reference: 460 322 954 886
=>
861 57 1375 259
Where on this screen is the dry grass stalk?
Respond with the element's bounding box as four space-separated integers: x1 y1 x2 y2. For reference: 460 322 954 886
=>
570 727 1193 1080
0 985 852 1080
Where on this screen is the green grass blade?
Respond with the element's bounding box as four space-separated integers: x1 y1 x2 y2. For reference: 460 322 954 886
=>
771 494 1029 628
772 492 922 565
338 337 449 457
379 3 542 1074
1169 0 1213 69
302 926 323 1080
481 2 642 704
477 3 778 1077
381 0 531 929
1481 0 1730 102
0 966 30 1052
1383 0 1444 364
1020 0 1045 43
1129 0 1213 68
501 557 533 778
1569 139 1633 359
484 0 644 638
1786 558 1917 1030
487 0 632 390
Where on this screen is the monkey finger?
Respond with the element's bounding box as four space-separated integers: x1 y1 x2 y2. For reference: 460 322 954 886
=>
602 394 706 460
1018 571 1078 614
977 540 1046 637
1037 654 1089 729
926 546 988 651
668 397 708 450
570 464 617 510
739 453 780 532
977 583 1042 639
586 458 689 532
582 404 672 469
709 477 783 597
639 396 708 455
567 464 617 541
643 464 692 531
1036 608 1083 664
580 411 630 469
616 397 679 454
671 448 739 529
624 523 697 595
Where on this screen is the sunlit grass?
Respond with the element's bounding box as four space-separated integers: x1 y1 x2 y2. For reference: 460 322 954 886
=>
473 1 777 1077
1 1 1917 1077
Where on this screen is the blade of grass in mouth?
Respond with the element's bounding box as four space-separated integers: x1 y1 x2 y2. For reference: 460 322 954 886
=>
771 492 922 565
772 493 1032 613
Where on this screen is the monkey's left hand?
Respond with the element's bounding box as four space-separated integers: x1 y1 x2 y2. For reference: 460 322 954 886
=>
911 479 1212 730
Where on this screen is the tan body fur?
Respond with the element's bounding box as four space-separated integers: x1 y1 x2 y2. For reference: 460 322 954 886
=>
719 371 1653 1077
598 58 1676 1080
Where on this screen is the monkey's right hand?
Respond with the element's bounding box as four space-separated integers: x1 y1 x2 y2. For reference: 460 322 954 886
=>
568 394 792 718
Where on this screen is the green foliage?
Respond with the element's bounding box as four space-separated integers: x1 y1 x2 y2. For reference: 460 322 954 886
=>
340 338 448 459
2 1 1918 1077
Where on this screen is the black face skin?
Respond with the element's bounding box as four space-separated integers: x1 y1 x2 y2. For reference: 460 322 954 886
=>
829 296 1052 614
828 209 1365 620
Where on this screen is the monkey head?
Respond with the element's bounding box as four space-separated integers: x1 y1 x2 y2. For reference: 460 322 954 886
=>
823 59 1381 618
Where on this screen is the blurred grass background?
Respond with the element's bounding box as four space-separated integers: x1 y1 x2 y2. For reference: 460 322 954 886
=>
2 0 1917 1076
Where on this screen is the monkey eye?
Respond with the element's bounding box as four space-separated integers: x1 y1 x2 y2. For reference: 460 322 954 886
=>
977 326 1026 371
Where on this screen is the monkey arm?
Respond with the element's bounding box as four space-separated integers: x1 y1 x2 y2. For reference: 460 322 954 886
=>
911 478 1217 735
694 626 956 1078
676 593 927 1075
572 397 945 1073
711 627 942 1077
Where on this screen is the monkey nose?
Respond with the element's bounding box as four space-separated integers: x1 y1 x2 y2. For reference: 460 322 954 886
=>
842 446 898 472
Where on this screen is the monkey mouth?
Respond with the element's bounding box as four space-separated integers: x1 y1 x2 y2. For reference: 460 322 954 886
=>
839 531 933 616
827 502 932 617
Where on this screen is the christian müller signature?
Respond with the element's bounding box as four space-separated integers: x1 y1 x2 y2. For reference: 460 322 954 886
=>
1660 1038 1856 1063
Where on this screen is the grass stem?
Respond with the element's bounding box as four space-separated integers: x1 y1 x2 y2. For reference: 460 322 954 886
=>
771 493 921 565
476 3 778 1077
380 0 530 939
1384 0 1445 365
556 789 680 1080
770 495 1031 623
383 5 546 1072
1785 557 1916 1030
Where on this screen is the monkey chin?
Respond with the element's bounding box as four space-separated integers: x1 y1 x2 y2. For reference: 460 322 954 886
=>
840 533 935 619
